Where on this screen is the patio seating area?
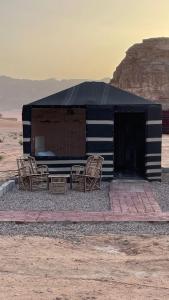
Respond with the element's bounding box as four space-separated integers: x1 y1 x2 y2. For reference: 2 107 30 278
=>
17 155 104 193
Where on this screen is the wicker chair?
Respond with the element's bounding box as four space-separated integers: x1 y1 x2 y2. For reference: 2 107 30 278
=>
17 157 48 191
28 156 48 175
71 155 104 192
17 158 31 190
70 165 85 190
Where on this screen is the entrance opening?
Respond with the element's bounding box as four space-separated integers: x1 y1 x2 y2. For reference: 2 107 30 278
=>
114 112 145 178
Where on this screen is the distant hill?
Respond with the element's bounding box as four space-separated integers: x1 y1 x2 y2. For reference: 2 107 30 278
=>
0 76 110 111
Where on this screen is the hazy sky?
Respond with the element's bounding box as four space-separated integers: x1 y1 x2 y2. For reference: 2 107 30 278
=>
0 0 169 80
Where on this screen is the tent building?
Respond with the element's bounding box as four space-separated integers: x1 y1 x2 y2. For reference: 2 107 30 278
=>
22 81 162 181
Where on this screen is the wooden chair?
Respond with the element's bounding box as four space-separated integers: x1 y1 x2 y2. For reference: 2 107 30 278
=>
71 155 104 192
70 165 85 190
28 156 48 175
17 157 48 191
17 158 31 190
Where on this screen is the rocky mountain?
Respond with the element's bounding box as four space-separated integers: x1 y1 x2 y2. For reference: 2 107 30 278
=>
110 38 169 110
0 76 109 111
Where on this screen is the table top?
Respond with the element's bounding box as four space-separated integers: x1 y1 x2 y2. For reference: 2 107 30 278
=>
48 174 70 178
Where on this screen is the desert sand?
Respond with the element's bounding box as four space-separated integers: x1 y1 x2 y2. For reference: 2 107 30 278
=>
0 119 22 175
0 234 169 299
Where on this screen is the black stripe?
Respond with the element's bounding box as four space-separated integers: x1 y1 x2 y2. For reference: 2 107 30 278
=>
114 105 146 113
36 155 113 161
145 156 161 162
146 172 161 177
23 125 31 138
22 105 32 121
23 142 31 154
146 142 161 153
147 105 162 120
37 163 113 168
86 107 113 120
86 124 113 137
146 125 162 137
86 142 113 152
146 166 161 171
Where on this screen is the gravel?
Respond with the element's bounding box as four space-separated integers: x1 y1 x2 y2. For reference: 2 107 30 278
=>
0 222 169 239
0 174 169 238
151 173 169 212
0 183 110 212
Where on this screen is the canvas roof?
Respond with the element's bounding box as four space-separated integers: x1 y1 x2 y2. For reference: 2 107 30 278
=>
26 81 155 106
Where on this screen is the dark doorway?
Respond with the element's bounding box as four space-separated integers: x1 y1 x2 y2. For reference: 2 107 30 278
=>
114 112 145 178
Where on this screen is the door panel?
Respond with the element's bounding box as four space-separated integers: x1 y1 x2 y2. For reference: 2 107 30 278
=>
114 112 145 176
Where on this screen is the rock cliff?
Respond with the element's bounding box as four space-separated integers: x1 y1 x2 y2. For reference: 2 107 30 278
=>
110 38 169 110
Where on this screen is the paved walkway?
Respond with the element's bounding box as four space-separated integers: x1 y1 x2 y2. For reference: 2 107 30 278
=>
109 180 161 214
0 180 168 222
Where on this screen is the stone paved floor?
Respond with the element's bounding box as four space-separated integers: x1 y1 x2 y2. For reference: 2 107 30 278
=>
0 180 169 222
109 180 161 214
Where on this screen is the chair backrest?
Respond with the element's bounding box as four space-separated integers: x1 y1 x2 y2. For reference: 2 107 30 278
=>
28 156 38 174
16 158 31 177
71 165 84 175
85 155 104 177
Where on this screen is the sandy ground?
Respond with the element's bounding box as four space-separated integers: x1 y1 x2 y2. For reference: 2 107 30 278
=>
0 234 169 299
0 119 22 174
1 120 169 299
162 134 169 167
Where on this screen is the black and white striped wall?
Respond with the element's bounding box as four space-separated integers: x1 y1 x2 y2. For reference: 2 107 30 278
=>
145 105 162 181
22 106 31 155
22 104 162 181
22 105 114 180
85 106 114 179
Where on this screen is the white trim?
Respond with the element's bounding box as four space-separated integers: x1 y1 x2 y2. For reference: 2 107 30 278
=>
86 152 113 156
147 176 161 180
102 175 114 178
37 160 113 165
48 167 71 172
146 138 162 142
145 153 161 157
146 169 161 174
86 120 114 125
23 138 31 142
23 121 31 125
48 167 114 172
146 162 161 166
86 137 113 142
146 120 162 125
38 160 86 165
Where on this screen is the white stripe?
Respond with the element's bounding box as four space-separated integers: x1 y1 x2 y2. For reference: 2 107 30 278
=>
146 169 161 174
23 138 31 142
146 120 162 125
146 162 161 166
48 167 114 172
102 175 114 178
146 138 162 142
86 137 113 142
86 152 113 156
37 160 113 165
23 121 31 125
86 120 114 125
147 176 161 180
145 153 161 157
48 167 71 172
